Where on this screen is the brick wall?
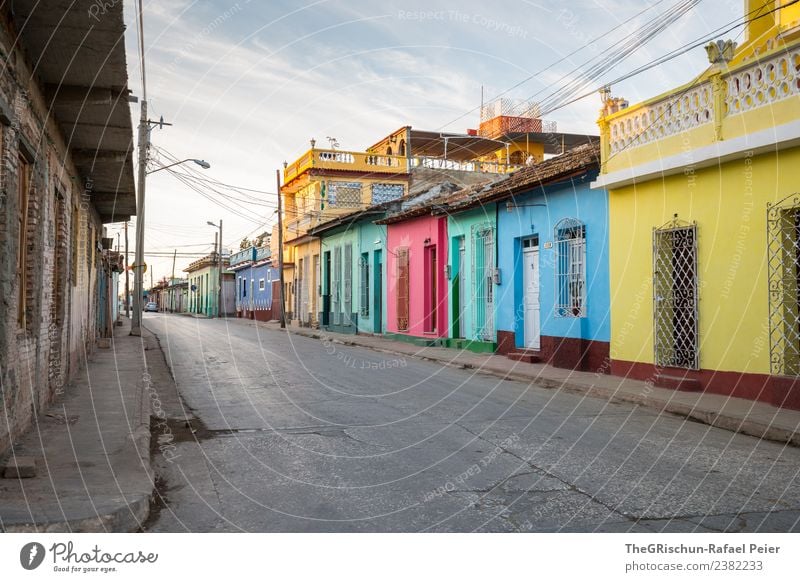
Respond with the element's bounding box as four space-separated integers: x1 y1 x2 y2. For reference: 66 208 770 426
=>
0 19 106 457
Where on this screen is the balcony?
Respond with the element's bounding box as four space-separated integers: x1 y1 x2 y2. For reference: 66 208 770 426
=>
284 148 408 184
408 156 522 174
601 40 800 178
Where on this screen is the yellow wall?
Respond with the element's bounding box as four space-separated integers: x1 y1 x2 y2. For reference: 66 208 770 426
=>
610 146 800 373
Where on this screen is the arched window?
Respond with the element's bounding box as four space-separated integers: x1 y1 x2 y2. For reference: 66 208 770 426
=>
398 139 406 156
509 151 525 165
386 146 393 156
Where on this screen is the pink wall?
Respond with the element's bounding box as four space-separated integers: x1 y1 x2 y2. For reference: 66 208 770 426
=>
386 215 448 338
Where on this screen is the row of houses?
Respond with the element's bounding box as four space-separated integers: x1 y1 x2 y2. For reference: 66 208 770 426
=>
273 1 800 411
0 1 137 455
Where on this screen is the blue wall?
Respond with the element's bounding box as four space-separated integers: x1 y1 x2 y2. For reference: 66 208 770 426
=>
233 262 279 311
495 169 610 347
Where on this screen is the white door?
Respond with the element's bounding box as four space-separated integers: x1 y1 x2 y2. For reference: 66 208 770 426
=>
522 246 540 349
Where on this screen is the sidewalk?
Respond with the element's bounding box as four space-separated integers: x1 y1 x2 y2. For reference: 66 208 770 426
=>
254 320 800 447
0 317 155 532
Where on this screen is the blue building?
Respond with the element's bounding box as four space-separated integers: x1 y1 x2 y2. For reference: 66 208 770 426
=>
453 142 609 371
229 246 280 321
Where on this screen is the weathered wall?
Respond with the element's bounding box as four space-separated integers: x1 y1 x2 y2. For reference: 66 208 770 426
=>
0 14 104 456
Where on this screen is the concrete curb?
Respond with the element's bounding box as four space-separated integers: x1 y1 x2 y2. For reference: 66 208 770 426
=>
258 321 800 448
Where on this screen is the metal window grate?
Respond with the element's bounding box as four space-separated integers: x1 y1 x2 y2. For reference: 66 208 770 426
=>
768 195 800 376
343 244 353 324
554 218 586 318
329 181 362 208
653 218 699 370
371 183 404 205
397 247 409 331
472 223 494 341
332 247 341 325
360 253 370 317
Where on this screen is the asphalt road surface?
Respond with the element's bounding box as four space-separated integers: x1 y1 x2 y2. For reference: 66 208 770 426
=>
142 313 800 532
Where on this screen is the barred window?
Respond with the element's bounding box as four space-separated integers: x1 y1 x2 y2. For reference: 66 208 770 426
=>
359 253 370 317
396 247 409 331
554 218 586 318
329 181 362 208
343 244 353 321
371 183 404 205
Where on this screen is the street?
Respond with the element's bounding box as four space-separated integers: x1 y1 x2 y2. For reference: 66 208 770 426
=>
143 314 800 533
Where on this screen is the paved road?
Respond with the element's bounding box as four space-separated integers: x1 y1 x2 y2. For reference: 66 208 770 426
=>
142 314 800 532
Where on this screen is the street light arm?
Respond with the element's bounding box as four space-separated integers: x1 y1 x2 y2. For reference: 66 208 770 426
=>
146 158 211 175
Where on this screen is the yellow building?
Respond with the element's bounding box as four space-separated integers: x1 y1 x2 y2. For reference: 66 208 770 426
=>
279 142 410 326
593 0 800 408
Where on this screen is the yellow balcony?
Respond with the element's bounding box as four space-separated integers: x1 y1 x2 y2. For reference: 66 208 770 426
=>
284 148 408 184
601 39 800 177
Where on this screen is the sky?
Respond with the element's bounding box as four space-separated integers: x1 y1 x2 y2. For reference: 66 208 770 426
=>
110 0 744 285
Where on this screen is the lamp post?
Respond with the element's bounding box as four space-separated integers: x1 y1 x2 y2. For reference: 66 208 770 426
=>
277 164 286 329
131 152 210 336
207 220 223 317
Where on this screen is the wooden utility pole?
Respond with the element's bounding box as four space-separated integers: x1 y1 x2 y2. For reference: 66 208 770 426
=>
218 219 223 318
276 169 285 328
171 248 177 312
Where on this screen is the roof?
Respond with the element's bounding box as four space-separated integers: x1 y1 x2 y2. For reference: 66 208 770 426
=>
11 0 136 223
441 141 602 213
375 183 462 225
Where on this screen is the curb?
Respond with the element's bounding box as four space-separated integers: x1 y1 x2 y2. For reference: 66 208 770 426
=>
260 322 800 448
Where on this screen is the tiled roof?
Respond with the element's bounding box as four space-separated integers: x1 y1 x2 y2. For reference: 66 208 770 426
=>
442 141 600 212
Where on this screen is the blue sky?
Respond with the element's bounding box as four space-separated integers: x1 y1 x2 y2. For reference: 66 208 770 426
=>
116 0 738 282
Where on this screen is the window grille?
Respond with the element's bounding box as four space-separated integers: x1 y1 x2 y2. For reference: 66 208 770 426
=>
396 247 409 331
768 195 800 376
343 244 353 323
329 181 362 208
472 224 495 340
653 218 698 369
371 183 404 205
360 253 370 317
554 218 586 318
332 247 341 324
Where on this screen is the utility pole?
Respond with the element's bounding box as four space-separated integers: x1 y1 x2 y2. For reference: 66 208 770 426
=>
131 100 148 336
276 168 286 328
171 248 177 312
212 231 218 317
124 221 130 318
218 219 223 318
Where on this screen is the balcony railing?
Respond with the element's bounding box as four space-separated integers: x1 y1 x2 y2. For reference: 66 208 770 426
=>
606 42 800 157
607 81 714 155
284 148 408 183
409 156 522 174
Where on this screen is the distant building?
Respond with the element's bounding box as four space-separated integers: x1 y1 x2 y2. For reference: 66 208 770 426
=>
184 253 235 317
230 246 279 321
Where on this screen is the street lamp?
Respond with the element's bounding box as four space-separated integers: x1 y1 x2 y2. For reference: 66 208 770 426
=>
147 158 211 175
207 220 223 318
131 147 211 336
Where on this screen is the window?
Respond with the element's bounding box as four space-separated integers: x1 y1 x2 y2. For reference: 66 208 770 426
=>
396 247 409 331
259 278 265 291
328 181 362 208
343 244 353 321
768 202 800 375
359 253 370 317
371 183 404 205
17 154 30 325
653 218 698 370
554 218 586 318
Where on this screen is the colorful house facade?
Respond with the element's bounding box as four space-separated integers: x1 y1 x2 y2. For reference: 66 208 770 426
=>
230 246 280 321
592 0 800 408
379 186 456 343
279 143 410 327
185 253 235 317
310 209 390 335
487 143 609 370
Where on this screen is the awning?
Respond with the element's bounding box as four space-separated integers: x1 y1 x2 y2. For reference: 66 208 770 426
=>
12 0 137 223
